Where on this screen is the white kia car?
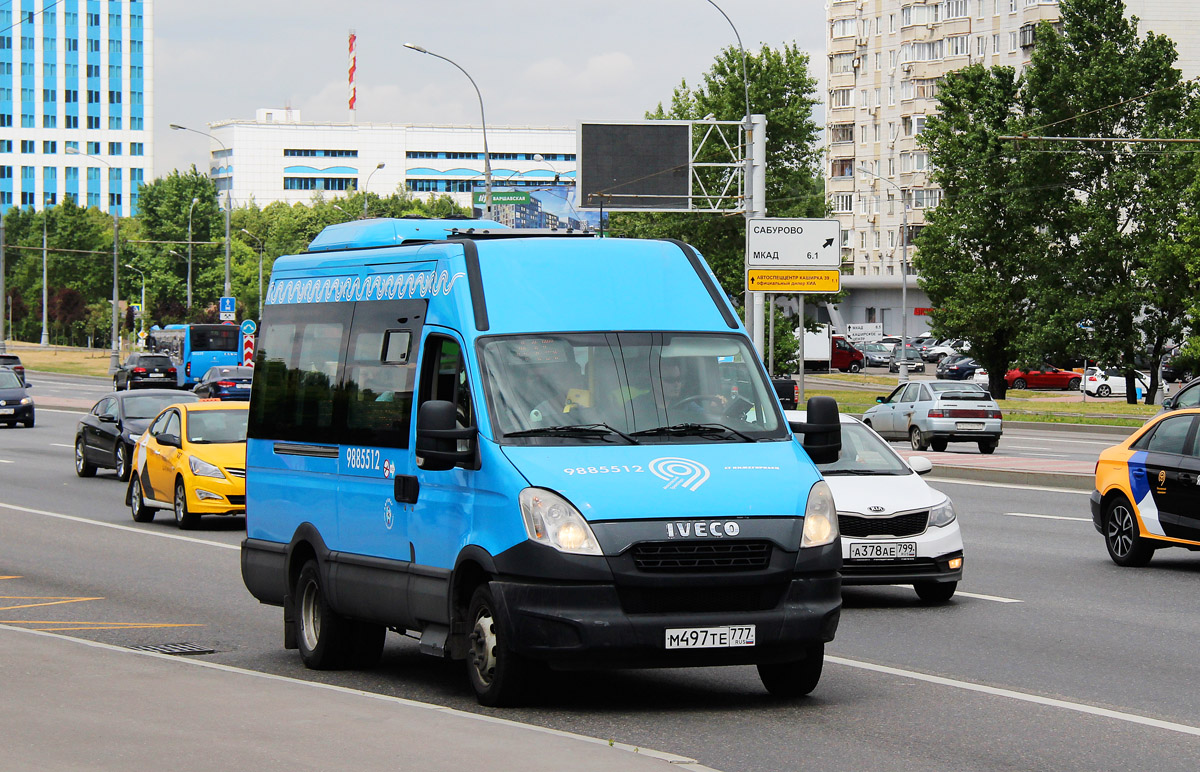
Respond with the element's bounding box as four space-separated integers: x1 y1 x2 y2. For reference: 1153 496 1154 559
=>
787 410 964 602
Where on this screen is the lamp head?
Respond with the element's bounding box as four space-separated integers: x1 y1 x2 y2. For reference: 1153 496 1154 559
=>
533 153 544 162
375 162 385 169
403 43 427 54
169 123 186 131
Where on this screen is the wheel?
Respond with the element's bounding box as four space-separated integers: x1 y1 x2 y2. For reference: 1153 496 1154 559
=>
174 479 200 530
757 643 824 698
909 426 928 451
914 581 957 603
21 417 33 428
74 437 97 478
113 377 120 391
1067 377 1081 391
1097 385 1112 398
930 438 948 452
467 584 531 707
295 559 355 670
1012 378 1027 390
1104 495 1155 567
129 474 157 523
847 361 861 373
114 442 131 482
978 441 997 454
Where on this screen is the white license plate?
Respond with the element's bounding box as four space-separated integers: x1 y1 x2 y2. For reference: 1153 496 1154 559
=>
665 625 756 649
850 542 917 560
956 421 984 430
149 373 166 378
0 408 13 415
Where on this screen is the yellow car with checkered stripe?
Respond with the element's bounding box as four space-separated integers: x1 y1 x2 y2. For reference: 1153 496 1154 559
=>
1092 408 1200 566
126 401 248 529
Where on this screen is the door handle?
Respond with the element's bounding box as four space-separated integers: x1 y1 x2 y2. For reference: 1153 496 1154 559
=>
394 475 420 504
1179 472 1198 486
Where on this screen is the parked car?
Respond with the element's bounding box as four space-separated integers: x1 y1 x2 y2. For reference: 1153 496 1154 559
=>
936 354 983 380
788 411 964 602
924 339 969 363
1004 364 1081 391
0 354 26 385
193 365 254 401
862 380 1002 453
1092 408 1200 566
858 341 893 368
888 343 927 373
113 353 179 390
1160 347 1192 384
127 401 249 529
1162 375 1200 413
1081 367 1149 398
75 389 200 480
0 366 34 427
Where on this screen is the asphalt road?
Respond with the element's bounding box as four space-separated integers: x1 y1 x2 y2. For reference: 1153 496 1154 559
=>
3 408 1199 771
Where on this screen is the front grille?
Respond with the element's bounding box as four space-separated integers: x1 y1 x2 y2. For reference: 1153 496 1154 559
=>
617 584 786 614
632 540 772 572
226 495 246 505
842 558 941 576
839 511 928 538
225 467 246 478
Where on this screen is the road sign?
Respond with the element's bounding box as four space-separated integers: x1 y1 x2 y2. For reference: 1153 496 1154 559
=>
219 296 236 314
746 218 841 269
242 333 256 367
240 319 257 337
472 191 530 206
746 269 841 293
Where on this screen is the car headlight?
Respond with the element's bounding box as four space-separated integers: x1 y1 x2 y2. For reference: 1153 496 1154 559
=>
930 497 956 527
20 397 32 405
188 456 225 479
519 488 601 555
801 480 839 548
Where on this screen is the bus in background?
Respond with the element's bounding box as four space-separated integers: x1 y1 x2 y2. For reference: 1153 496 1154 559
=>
146 323 241 388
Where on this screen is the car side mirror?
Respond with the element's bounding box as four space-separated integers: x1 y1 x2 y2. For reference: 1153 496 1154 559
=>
98 414 117 424
789 395 841 465
875 396 886 403
1163 397 1176 410
908 456 933 475
416 400 477 471
158 433 182 448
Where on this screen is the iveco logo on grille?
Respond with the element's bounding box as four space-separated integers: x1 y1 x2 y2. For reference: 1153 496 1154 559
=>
666 521 741 538
869 506 886 513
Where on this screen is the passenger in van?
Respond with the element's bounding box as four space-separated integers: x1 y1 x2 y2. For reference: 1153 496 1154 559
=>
661 359 728 419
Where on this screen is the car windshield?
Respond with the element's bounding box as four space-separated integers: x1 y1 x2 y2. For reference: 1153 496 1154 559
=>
186 409 249 443
0 371 21 388
815 423 911 476
124 393 195 419
479 332 786 444
139 356 173 368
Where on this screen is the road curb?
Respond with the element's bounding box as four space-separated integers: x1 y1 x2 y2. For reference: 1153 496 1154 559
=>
928 464 1093 491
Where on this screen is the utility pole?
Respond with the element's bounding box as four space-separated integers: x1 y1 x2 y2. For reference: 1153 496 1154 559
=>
0 216 5 355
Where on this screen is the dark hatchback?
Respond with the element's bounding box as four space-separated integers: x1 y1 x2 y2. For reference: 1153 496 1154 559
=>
0 367 34 427
193 365 254 401
936 354 983 380
113 353 179 390
75 389 200 480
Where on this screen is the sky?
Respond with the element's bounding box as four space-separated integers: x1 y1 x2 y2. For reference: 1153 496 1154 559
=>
155 1 827 176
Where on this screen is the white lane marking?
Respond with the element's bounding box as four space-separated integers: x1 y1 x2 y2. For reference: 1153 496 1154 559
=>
0 625 712 771
38 408 89 415
0 459 13 464
50 443 74 449
927 477 1090 495
828 655 1200 738
1004 512 1091 523
0 501 238 550
1005 437 1121 447
887 585 1022 603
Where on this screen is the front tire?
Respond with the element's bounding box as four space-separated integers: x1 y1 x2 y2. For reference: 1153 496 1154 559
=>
1105 495 1155 567
1012 378 1027 390
114 443 131 482
129 474 156 522
847 361 861 373
75 437 97 477
174 479 200 530
915 581 957 603
757 643 824 698
467 584 531 707
910 426 929 451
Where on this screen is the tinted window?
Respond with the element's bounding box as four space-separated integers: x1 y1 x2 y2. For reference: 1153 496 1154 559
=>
930 382 986 394
124 392 197 419
138 355 173 368
190 326 239 352
1135 416 1194 455
899 383 921 402
0 371 22 388
1175 383 1200 410
342 300 424 448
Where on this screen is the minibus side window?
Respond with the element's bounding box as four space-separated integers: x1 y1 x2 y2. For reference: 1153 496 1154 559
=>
419 335 474 434
342 299 425 448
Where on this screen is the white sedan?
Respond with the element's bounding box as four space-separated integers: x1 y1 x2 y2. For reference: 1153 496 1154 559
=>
1080 367 1149 398
787 410 964 603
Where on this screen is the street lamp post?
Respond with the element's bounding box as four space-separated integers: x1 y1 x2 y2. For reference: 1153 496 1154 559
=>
0 215 6 354
40 201 49 346
403 44 493 218
858 165 912 382
171 125 232 298
362 162 385 218
125 263 145 344
66 146 120 374
187 197 198 310
240 228 264 318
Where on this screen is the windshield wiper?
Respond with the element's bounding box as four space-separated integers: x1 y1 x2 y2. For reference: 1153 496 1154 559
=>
630 423 756 442
505 423 639 444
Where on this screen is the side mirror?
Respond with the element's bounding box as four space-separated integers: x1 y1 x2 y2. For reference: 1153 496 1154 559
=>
98 413 117 424
789 395 841 465
416 400 477 471
875 396 886 404
1163 397 1176 410
158 433 182 448
908 456 933 475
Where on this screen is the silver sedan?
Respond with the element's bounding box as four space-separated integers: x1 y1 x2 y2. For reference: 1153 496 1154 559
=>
862 380 1003 454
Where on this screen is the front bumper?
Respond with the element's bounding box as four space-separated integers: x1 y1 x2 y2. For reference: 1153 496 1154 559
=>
186 474 246 515
1090 489 1103 533
841 549 963 585
0 403 33 422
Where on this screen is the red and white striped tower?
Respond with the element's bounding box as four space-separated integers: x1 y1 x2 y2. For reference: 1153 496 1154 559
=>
348 31 357 122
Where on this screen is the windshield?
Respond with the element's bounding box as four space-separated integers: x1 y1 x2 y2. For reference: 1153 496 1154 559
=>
0 371 21 388
186 409 249 443
140 356 173 368
124 393 196 419
815 423 911 476
479 332 786 444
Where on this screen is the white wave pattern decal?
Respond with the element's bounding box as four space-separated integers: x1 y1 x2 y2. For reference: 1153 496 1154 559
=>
650 457 710 491
267 270 466 305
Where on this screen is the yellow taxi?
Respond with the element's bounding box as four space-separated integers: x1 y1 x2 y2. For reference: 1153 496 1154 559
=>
1092 407 1200 566
126 401 248 529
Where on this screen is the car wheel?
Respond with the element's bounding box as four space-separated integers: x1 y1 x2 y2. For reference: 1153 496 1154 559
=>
295 559 354 670
1067 377 1081 391
1097 385 1112 398
467 583 532 707
129 474 156 523
914 581 957 603
74 437 97 478
113 377 120 391
978 440 997 454
909 426 929 451
114 443 131 481
174 479 200 530
757 643 824 698
848 361 861 373
931 438 948 452
1012 378 1027 390
1104 495 1155 567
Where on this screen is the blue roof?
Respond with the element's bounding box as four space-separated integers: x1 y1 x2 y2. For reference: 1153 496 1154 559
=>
307 218 506 252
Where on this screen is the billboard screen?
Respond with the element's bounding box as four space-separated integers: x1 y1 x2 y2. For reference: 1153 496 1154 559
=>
577 122 691 211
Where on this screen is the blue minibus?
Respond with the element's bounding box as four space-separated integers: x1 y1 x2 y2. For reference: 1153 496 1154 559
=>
241 218 843 705
147 323 241 388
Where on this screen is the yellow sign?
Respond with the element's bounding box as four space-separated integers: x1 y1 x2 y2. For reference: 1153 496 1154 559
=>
746 269 841 293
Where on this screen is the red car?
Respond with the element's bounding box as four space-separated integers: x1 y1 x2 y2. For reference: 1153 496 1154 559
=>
1004 364 1082 391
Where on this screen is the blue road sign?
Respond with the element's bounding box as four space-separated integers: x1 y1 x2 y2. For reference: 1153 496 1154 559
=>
219 296 236 314
240 319 257 337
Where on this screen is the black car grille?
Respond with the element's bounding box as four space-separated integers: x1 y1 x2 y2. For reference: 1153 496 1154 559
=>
842 558 941 576
839 511 929 538
631 540 772 572
617 584 786 614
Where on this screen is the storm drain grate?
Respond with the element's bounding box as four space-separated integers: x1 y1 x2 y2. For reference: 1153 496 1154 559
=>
126 642 216 656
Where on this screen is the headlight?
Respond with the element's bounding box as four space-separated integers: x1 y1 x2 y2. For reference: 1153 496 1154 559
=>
188 456 225 479
801 480 839 548
519 488 601 555
930 497 956 527
20 397 32 405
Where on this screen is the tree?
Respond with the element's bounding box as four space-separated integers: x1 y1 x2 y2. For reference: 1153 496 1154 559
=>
134 168 223 310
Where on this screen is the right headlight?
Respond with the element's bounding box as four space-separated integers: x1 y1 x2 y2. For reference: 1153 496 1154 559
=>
519 488 602 556
801 480 839 548
930 497 957 527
